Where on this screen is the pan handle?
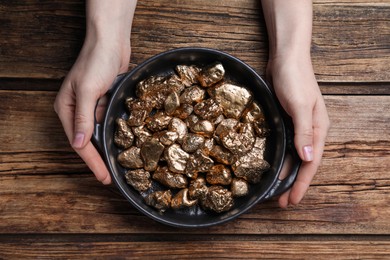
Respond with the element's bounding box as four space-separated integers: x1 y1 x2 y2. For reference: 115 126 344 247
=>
91 73 127 154
265 116 302 199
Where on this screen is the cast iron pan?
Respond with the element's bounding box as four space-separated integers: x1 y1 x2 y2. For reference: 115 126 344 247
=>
92 47 301 228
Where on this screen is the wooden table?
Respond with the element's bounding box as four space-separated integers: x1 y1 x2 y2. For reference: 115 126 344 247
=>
1 0 389 258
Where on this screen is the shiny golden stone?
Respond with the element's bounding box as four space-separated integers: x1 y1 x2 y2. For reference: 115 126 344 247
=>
164 144 190 174
209 145 236 165
181 133 205 153
198 62 225 87
125 169 151 192
164 91 180 115
209 83 253 119
153 166 188 189
179 86 206 104
145 112 172 132
206 164 232 186
231 137 268 183
117 146 143 169
186 150 214 179
171 103 193 120
145 190 172 212
202 186 234 213
231 178 249 197
193 98 223 120
137 75 185 109
214 118 239 137
168 117 188 142
220 123 255 156
171 188 198 209
175 65 200 87
114 118 134 149
188 177 208 200
154 130 179 146
190 119 214 136
140 138 165 171
125 97 152 126
200 138 215 155
242 102 265 123
232 147 270 184
132 125 152 148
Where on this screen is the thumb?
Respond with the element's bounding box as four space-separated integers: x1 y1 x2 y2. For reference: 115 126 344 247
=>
292 107 314 162
72 88 98 149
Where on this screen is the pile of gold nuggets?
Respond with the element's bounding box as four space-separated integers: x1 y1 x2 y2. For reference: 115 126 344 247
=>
114 62 270 213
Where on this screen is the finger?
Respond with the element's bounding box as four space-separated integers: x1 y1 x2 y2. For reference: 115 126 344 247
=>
292 104 314 162
54 87 76 144
278 188 291 208
75 141 112 185
72 85 99 149
288 109 329 205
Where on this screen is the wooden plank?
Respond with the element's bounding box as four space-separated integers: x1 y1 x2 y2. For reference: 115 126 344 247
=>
0 170 388 235
0 0 389 83
0 237 389 259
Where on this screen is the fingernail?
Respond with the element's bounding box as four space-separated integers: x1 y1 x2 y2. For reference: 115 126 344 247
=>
73 132 85 149
303 145 313 162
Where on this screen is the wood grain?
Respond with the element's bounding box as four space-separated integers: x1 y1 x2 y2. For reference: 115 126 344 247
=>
0 0 389 83
0 237 389 259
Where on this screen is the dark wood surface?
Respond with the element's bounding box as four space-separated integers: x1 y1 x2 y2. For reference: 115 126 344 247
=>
0 0 389 258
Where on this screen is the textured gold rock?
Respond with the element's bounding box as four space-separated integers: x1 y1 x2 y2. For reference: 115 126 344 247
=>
117 146 143 169
114 118 134 149
168 117 188 142
137 75 184 109
220 123 255 156
231 178 249 197
232 149 270 184
164 91 180 115
198 62 225 87
206 164 232 186
164 144 190 174
125 169 151 192
209 83 253 119
190 119 214 136
209 145 236 165
132 125 152 148
145 190 172 212
193 98 223 120
175 65 200 87
145 112 172 132
188 177 208 200
171 188 198 209
181 133 205 153
202 186 234 213
155 130 179 146
180 86 205 104
186 150 214 176
125 97 152 126
242 102 265 123
214 118 239 137
140 138 165 171
153 166 188 189
171 103 193 120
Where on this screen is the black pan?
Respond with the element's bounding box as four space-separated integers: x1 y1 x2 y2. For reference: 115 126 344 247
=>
92 47 301 228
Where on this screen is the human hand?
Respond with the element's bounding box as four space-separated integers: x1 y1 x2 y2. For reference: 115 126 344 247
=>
266 53 330 208
54 36 130 185
54 0 136 184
